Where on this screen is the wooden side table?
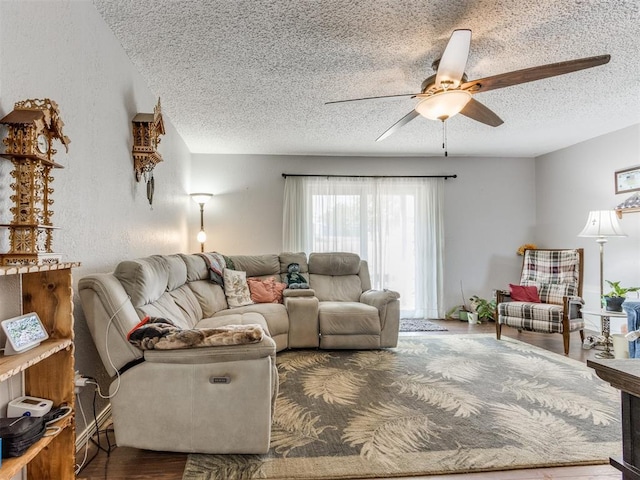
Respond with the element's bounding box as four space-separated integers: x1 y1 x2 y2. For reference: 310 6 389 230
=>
582 309 627 358
588 359 640 480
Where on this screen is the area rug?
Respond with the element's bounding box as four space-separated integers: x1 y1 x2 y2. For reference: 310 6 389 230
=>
183 334 621 480
399 318 447 332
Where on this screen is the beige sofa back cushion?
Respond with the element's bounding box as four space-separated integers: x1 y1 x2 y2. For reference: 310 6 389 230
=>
308 252 360 275
179 253 210 282
115 256 170 308
308 252 364 302
230 254 280 277
114 255 202 329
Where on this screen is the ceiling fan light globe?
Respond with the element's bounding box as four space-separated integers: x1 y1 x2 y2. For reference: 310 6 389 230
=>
415 90 472 121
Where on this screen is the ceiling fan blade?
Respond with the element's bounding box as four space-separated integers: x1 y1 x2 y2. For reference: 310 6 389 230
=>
460 54 610 94
376 110 420 142
325 93 421 105
435 29 472 89
459 98 503 127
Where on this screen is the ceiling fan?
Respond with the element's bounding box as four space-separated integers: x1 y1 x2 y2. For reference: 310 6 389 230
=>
326 29 610 143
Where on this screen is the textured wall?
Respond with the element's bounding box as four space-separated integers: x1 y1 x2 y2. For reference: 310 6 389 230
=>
0 0 191 435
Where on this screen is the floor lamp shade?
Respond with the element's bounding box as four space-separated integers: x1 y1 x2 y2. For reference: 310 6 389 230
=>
578 210 627 302
578 210 626 238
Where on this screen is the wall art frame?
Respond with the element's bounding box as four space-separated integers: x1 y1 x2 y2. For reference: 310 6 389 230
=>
615 165 640 194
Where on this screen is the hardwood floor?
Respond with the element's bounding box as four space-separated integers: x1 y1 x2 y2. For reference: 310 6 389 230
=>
76 320 622 480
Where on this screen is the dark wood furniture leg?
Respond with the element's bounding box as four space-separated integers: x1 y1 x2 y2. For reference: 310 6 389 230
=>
588 359 640 480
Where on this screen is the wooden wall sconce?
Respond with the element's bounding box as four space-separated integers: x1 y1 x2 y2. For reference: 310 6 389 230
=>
132 98 165 205
0 98 70 266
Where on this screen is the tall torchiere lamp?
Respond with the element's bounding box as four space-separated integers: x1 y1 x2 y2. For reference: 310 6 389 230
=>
190 193 213 252
578 210 627 302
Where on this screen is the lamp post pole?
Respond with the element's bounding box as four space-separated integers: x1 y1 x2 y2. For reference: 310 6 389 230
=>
597 236 606 304
199 202 205 253
190 193 213 254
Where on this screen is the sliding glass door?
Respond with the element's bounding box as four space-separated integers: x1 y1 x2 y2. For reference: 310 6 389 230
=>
283 176 444 318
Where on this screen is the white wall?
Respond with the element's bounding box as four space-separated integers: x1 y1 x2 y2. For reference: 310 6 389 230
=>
191 153 536 312
0 0 191 436
536 124 640 331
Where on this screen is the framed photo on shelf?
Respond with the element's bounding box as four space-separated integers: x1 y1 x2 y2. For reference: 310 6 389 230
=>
615 166 640 194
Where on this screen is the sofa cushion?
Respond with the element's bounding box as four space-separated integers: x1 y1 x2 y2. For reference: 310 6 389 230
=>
115 256 169 307
169 284 203 328
214 303 289 339
279 252 308 274
499 302 585 333
229 254 280 277
135 292 192 330
179 253 209 283
223 269 254 307
188 280 228 317
310 274 362 302
308 252 360 276
318 302 380 335
160 254 188 291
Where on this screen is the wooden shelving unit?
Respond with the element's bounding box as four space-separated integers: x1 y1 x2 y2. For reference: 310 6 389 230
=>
0 262 79 480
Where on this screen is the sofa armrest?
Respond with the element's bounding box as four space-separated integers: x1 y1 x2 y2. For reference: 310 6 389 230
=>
360 288 400 308
283 288 316 297
360 289 400 347
284 295 319 348
142 336 277 365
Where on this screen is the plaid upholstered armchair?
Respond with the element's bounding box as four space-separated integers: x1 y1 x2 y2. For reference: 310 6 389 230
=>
496 248 585 355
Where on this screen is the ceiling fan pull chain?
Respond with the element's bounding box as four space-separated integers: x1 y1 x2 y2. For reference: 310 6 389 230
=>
442 120 448 157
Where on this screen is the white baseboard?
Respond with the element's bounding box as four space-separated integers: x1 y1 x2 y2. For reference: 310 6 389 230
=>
75 403 112 452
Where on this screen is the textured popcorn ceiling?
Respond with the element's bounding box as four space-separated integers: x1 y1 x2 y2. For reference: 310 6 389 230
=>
92 0 639 157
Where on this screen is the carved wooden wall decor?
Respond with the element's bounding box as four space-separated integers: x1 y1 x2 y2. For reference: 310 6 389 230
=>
0 98 70 266
132 98 165 205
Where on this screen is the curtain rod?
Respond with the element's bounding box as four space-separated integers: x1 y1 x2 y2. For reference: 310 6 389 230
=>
282 173 457 179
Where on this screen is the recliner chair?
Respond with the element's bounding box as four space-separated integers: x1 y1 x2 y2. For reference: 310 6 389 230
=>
308 252 400 349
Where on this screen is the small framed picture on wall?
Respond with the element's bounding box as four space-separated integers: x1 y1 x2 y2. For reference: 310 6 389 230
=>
615 166 640 194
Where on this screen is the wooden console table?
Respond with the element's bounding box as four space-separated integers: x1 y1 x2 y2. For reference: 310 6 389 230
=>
588 358 640 480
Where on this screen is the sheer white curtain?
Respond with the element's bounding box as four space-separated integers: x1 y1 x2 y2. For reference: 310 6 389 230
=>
283 176 444 318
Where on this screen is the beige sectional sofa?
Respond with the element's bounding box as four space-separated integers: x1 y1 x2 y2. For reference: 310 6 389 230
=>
78 251 400 454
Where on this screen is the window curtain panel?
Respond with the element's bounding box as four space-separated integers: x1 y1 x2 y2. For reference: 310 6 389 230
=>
282 176 444 318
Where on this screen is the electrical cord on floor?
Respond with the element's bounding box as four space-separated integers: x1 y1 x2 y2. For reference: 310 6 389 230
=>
74 391 93 474
91 383 114 455
75 377 116 474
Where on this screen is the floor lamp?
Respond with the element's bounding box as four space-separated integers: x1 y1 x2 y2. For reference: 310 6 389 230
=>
578 210 627 303
190 193 213 252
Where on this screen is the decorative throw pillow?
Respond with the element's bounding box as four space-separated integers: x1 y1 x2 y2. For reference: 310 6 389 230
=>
247 277 287 303
509 284 541 303
273 280 286 301
223 269 253 307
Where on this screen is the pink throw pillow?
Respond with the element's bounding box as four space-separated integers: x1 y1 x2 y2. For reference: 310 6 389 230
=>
509 284 541 303
247 277 287 304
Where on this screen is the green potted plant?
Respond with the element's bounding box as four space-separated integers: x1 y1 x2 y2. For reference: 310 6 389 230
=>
603 280 640 312
469 295 497 322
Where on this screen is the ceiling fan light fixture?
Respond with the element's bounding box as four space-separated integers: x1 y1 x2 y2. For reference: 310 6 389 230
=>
415 90 472 121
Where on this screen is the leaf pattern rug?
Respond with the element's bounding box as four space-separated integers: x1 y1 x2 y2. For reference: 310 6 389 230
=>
183 334 621 479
